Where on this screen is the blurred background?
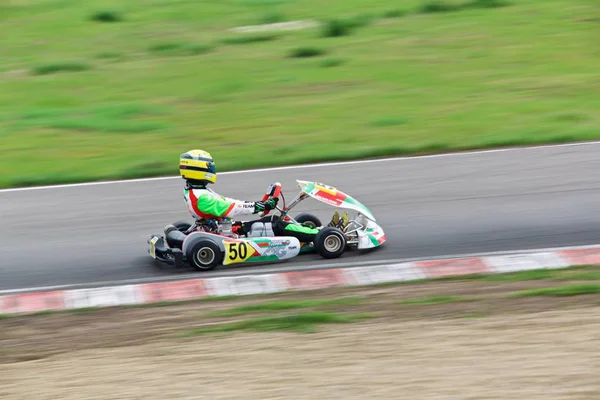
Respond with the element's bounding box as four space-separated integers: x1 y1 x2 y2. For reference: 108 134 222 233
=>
1 0 597 188
1 1 599 399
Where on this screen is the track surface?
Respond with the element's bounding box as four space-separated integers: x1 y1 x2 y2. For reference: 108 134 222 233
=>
3 143 600 291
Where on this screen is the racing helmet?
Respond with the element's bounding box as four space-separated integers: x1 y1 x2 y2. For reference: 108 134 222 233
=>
179 149 217 184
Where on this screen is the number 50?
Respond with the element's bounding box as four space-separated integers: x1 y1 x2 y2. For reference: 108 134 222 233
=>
229 242 248 260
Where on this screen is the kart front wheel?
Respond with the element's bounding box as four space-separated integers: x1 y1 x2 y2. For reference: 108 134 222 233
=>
314 227 346 259
294 213 322 229
186 240 223 271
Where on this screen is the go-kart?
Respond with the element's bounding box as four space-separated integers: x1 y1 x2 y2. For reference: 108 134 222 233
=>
147 180 386 271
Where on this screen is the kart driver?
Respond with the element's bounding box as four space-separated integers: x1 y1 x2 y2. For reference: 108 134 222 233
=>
174 149 346 243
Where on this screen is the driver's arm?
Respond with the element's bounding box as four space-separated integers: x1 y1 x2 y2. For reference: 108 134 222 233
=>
196 192 277 218
196 192 256 218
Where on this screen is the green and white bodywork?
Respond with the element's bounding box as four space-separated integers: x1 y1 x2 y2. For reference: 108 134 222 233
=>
182 232 301 266
287 180 387 250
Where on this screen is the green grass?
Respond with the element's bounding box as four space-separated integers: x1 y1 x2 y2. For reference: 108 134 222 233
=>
31 61 92 75
374 266 600 287
382 9 409 18
258 11 287 24
419 1 461 13
0 0 598 188
147 42 214 56
479 269 562 281
508 283 600 298
205 296 364 316
89 10 123 23
320 57 346 68
180 311 373 335
288 46 327 58
319 14 373 37
561 271 600 281
370 116 409 127
220 33 280 45
465 0 511 9
400 295 473 305
483 268 600 282
96 51 123 60
12 104 168 134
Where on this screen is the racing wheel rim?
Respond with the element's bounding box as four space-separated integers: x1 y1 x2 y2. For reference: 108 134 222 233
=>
194 247 216 266
324 235 342 253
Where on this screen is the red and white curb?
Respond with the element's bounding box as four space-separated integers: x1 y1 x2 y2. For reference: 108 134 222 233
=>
2 245 600 315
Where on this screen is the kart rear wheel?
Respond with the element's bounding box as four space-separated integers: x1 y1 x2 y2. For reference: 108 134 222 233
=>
294 213 322 229
314 227 346 259
186 240 223 271
172 220 192 233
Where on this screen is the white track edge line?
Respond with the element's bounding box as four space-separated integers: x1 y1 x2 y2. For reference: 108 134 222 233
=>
1 241 599 295
2 140 600 193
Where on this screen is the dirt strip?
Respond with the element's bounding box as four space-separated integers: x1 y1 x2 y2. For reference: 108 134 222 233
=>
1 278 600 399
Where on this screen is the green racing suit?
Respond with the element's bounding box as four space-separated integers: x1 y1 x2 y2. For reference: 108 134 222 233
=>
183 184 320 242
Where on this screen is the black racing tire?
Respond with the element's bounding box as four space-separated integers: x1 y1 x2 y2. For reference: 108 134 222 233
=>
172 220 192 233
186 239 223 271
294 213 322 229
314 227 346 259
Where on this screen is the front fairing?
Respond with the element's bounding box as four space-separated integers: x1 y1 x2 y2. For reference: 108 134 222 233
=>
356 219 387 249
296 180 377 221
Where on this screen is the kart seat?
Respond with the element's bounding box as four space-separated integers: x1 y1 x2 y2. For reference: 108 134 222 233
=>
164 224 187 248
248 222 275 237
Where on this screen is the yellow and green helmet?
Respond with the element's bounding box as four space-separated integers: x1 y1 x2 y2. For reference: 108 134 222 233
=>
179 149 217 184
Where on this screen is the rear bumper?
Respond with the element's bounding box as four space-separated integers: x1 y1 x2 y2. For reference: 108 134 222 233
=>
147 235 184 268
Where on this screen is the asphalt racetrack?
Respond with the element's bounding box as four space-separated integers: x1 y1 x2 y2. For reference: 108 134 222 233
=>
2 142 600 292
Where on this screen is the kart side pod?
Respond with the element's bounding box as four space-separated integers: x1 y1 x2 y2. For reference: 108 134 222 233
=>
182 231 302 271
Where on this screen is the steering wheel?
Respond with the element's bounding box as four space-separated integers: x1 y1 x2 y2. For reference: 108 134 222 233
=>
260 182 282 216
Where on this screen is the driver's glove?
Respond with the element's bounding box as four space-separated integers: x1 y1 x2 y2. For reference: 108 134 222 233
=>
254 197 279 213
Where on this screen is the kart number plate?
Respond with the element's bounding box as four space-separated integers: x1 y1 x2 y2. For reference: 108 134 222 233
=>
149 236 159 259
314 182 338 196
223 240 253 265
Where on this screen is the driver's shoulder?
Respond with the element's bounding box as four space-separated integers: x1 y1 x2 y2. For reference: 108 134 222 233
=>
198 187 226 200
